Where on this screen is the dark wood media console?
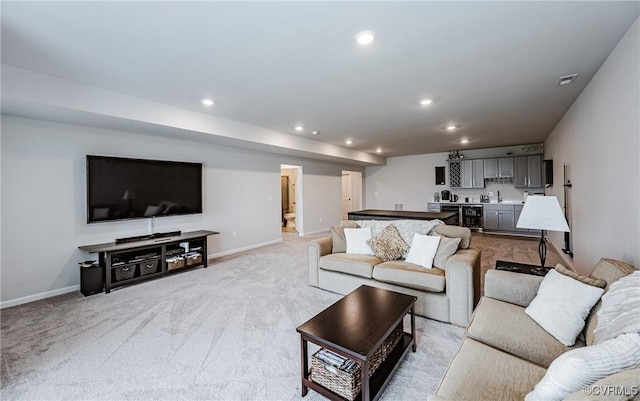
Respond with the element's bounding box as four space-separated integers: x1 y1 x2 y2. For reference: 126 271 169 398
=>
79 230 218 294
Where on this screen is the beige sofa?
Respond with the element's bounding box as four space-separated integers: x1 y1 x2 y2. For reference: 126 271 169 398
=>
308 220 481 327
433 258 638 401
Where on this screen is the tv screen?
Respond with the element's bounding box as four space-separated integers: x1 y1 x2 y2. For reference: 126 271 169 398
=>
87 155 203 223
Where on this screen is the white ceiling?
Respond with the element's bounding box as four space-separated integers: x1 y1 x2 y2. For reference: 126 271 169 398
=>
1 2 638 159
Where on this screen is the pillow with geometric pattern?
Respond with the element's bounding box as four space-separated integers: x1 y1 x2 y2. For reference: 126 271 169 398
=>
366 223 409 262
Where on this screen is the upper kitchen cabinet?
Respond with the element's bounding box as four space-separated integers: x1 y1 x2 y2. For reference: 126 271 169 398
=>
457 159 485 189
514 155 543 188
484 157 514 178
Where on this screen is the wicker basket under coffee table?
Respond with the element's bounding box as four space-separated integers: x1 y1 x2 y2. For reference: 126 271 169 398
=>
296 285 417 401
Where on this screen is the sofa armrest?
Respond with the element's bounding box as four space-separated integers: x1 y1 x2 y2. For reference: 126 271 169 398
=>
484 269 544 307
308 236 332 287
445 246 481 327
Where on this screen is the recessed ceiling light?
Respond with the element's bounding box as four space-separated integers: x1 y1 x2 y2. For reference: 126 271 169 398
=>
312 131 319 135
355 31 375 45
460 139 469 144
420 99 433 106
376 148 383 153
346 139 353 145
295 126 304 132
201 98 214 106
446 125 457 131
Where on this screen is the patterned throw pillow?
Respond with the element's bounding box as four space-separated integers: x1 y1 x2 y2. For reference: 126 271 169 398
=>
366 223 409 262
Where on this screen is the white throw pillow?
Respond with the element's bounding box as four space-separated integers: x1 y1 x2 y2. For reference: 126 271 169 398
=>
405 233 441 269
525 333 640 401
344 227 374 255
525 269 604 346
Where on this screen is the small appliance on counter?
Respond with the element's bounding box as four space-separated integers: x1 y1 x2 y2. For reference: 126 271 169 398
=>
450 194 459 202
434 192 440 202
480 194 490 203
441 190 450 201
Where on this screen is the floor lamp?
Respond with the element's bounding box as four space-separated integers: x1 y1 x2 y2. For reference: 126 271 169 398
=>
516 195 570 272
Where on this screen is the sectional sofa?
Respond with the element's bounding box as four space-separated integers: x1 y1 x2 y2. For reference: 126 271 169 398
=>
433 258 639 401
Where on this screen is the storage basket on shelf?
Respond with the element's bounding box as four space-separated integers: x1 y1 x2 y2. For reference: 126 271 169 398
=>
185 252 203 266
310 323 404 400
166 256 185 271
114 265 136 281
140 258 159 276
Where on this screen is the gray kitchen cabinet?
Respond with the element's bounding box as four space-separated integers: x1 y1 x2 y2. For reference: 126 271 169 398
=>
483 209 500 230
499 210 515 231
515 155 543 188
460 160 485 188
483 204 515 231
484 157 514 179
484 158 498 178
499 157 514 177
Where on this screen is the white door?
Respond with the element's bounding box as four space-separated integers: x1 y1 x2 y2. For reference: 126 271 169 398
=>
341 172 353 220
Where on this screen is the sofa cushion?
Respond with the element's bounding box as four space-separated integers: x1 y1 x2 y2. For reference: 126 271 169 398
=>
435 338 546 401
584 258 636 346
431 225 471 249
331 227 347 253
555 263 606 288
525 333 640 401
318 253 380 278
467 297 582 368
339 220 361 229
366 223 409 262
372 260 445 292
432 235 462 269
525 269 604 346
332 220 361 253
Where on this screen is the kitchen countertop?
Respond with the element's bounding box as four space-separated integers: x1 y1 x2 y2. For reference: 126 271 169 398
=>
430 201 525 205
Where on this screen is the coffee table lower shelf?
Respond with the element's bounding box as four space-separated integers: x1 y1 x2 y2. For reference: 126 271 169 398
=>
303 334 414 401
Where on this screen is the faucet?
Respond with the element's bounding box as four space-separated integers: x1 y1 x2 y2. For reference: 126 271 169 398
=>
497 190 502 203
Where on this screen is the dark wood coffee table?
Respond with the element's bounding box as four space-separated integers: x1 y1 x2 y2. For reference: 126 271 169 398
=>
495 260 552 276
297 285 417 401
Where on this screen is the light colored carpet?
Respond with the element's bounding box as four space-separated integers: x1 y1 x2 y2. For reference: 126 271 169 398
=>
1 232 463 401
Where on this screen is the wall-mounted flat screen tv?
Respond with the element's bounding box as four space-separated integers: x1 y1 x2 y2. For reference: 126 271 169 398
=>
87 155 203 223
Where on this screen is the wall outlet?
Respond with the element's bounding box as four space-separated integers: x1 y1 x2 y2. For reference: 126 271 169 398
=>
268 195 273 202
319 216 323 222
489 192 494 197
232 231 237 238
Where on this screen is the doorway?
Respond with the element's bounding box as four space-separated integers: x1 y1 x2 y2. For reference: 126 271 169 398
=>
342 171 362 220
281 164 302 234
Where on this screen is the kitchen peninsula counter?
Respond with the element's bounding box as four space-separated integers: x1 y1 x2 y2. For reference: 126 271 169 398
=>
347 209 458 224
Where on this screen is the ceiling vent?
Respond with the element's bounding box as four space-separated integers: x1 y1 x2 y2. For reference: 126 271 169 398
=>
557 74 578 86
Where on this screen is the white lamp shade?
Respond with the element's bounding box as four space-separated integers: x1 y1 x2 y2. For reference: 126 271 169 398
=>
516 195 570 232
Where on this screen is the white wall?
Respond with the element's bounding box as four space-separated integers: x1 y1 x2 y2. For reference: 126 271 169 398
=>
544 18 639 275
0 115 355 305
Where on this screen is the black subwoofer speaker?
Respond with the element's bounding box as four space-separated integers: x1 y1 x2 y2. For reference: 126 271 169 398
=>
81 265 104 296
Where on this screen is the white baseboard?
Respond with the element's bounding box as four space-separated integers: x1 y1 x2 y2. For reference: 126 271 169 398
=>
208 238 283 259
3 239 287 309
1 285 80 309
